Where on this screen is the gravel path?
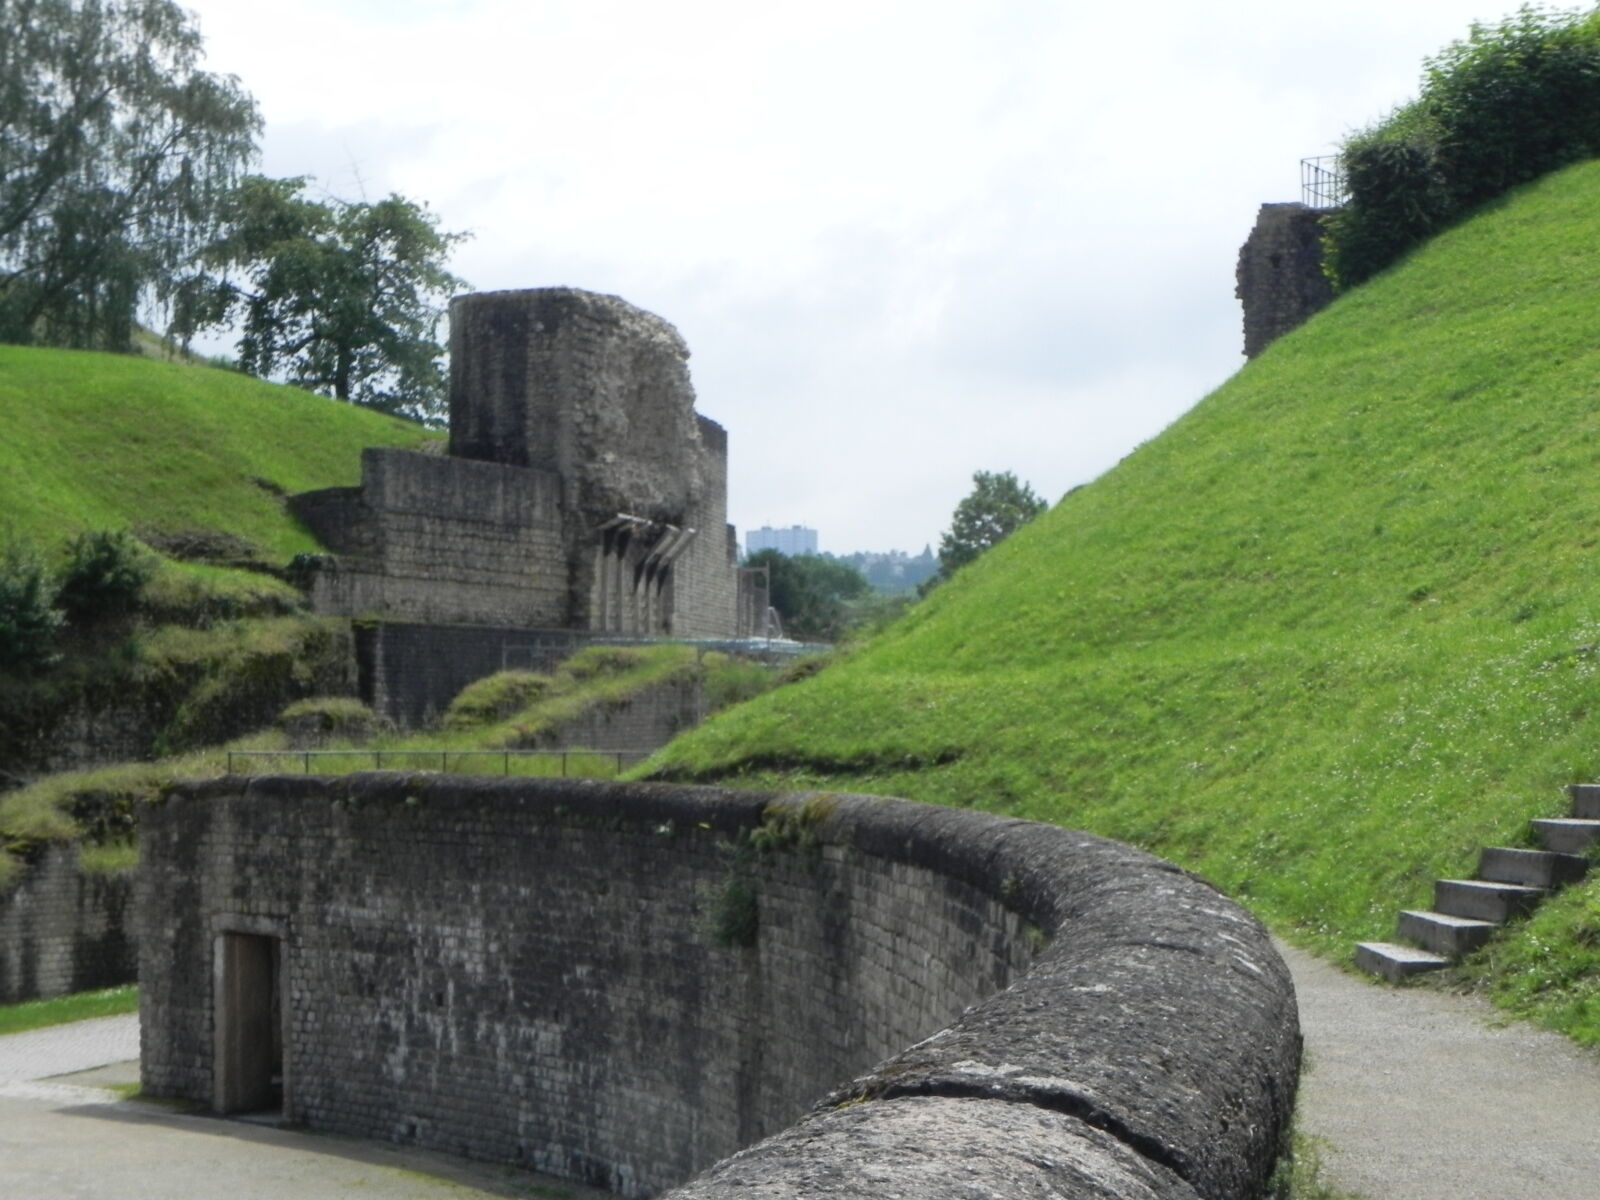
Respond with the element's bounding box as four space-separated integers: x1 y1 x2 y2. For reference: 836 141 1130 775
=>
1281 940 1600 1200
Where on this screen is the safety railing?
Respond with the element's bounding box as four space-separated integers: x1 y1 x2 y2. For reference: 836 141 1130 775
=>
224 748 652 777
1301 155 1347 209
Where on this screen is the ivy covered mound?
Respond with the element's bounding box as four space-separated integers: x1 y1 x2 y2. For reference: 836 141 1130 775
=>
646 159 1600 1044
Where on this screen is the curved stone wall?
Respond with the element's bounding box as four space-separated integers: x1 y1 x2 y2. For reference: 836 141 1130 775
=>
138 776 1299 1199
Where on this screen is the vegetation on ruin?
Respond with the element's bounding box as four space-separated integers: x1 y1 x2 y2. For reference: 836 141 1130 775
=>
644 158 1600 1044
412 643 774 752
0 541 355 874
0 984 139 1037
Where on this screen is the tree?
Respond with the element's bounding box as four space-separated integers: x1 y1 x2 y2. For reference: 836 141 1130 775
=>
933 470 1047 585
0 0 259 350
185 175 468 422
746 549 869 643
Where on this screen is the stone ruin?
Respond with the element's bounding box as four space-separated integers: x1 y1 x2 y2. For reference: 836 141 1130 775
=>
290 287 762 642
285 288 770 724
1235 203 1335 359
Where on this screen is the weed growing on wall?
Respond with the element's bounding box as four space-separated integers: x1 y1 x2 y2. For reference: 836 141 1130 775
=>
709 873 760 948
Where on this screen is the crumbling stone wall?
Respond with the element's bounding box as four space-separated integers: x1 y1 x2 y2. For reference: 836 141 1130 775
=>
140 776 1299 1200
1236 202 1335 358
297 288 742 643
1 846 135 1004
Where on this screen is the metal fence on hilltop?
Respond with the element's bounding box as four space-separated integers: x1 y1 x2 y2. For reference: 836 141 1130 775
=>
1301 156 1348 209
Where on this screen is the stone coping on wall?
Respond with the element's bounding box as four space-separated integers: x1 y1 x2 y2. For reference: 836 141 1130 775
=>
159 776 1299 1198
643 784 1302 1200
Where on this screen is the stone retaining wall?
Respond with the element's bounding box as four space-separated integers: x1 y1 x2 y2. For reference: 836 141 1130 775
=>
530 675 706 754
0 846 136 1004
139 776 1299 1199
353 620 586 728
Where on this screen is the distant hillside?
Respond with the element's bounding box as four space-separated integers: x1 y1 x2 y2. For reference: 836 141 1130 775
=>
647 160 1600 1042
0 347 438 560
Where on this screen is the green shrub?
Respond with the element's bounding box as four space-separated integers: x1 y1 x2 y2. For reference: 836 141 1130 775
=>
1328 6 1600 288
1324 132 1450 288
56 530 153 622
1427 6 1600 210
0 541 61 672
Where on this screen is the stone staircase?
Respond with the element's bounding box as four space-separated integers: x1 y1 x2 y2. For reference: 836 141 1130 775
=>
1355 783 1600 982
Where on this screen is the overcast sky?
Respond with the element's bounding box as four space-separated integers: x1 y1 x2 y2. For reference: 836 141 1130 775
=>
183 0 1510 554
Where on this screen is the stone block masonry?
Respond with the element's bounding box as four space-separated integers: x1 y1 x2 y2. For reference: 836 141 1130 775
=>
1236 202 1335 358
295 288 745 643
291 448 569 630
140 776 1300 1199
353 621 585 729
1 846 136 1004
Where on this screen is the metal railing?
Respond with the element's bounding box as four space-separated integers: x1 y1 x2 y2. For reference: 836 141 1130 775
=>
224 748 652 777
1301 155 1348 209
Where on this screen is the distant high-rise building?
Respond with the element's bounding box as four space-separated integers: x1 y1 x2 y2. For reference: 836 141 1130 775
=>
746 524 819 557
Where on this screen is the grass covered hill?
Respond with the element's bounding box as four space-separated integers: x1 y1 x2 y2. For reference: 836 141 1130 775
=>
0 346 438 560
646 160 1600 1041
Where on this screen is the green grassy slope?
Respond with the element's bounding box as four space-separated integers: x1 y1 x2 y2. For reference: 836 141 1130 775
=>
647 161 1600 1040
0 347 438 559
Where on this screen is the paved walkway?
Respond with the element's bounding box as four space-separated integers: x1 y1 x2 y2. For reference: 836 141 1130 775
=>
1281 941 1600 1200
0 1013 138 1084
5 958 1600 1198
0 1013 607 1200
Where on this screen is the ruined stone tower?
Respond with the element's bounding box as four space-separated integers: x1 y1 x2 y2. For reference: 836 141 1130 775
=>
1235 202 1335 358
291 287 744 653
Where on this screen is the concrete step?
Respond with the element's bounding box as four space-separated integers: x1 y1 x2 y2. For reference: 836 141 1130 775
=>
1570 783 1600 819
1533 817 1600 856
1477 846 1589 888
1397 909 1498 958
1355 941 1452 982
1434 878 1546 923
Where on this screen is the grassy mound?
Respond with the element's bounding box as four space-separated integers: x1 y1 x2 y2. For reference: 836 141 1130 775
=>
0 346 438 559
646 160 1600 1042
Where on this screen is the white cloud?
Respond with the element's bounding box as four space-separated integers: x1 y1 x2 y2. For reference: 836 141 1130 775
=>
185 0 1509 551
